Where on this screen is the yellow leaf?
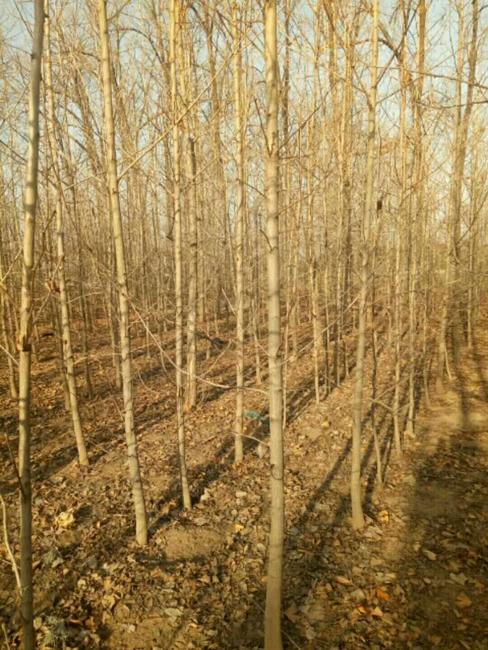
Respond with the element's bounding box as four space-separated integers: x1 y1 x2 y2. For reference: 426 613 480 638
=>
422 548 437 561
85 617 97 630
456 593 472 609
378 510 389 523
56 510 75 529
102 593 117 610
376 587 391 601
428 635 442 646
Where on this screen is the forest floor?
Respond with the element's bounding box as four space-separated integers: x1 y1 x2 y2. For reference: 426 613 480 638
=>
1 317 487 649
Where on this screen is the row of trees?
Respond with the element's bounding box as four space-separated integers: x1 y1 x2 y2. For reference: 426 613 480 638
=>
1 0 487 648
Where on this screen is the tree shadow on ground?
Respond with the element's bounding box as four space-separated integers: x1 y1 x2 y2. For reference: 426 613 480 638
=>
470 334 488 402
148 434 235 535
379 327 488 648
238 343 402 647
393 413 487 644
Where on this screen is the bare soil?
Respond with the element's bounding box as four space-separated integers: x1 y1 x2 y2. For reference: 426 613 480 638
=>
1 318 487 649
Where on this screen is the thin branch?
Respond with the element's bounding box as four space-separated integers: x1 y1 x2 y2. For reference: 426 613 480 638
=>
0 495 21 594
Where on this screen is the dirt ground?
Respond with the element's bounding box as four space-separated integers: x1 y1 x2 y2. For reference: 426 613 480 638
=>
1 318 487 649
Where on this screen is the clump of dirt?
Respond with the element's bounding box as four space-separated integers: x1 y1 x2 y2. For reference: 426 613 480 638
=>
158 526 224 561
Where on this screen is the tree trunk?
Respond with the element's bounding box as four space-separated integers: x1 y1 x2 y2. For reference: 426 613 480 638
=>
406 0 427 437
351 0 378 531
45 3 88 466
171 0 191 510
264 1 284 647
17 2 44 646
185 135 198 410
233 3 246 464
437 0 479 381
0 248 17 399
97 0 148 545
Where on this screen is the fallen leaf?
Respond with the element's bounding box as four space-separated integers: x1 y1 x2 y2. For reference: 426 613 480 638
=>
428 635 442 646
456 593 472 609
164 607 183 619
422 549 437 561
306 601 326 622
376 587 391 601
351 588 366 602
101 593 117 610
285 603 299 623
56 510 75 529
449 572 467 585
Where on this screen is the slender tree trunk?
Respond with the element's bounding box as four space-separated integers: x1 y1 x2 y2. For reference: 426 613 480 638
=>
406 0 426 437
97 0 148 545
307 44 323 405
392 225 402 454
337 14 357 387
450 0 479 356
171 0 191 510
43 197 71 410
437 0 478 381
264 2 284 647
17 3 44 647
467 139 481 347
370 265 382 488
180 18 198 411
0 248 17 399
351 0 378 531
233 4 246 464
252 238 262 387
45 3 88 466
204 9 232 321
107 273 122 390
186 135 198 410
61 133 94 398
393 23 408 456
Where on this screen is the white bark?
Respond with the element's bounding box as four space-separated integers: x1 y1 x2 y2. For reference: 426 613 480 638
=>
264 1 284 647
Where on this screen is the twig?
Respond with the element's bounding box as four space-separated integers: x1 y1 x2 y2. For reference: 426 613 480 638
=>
130 300 267 396
2 432 23 495
0 495 21 593
0 343 18 367
2 623 12 650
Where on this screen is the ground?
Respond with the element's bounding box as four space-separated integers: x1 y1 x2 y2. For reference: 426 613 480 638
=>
0 317 487 649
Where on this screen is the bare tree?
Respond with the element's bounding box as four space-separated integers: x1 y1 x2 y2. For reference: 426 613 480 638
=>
44 0 89 466
171 0 191 510
97 0 148 545
350 0 379 531
437 0 479 383
17 2 44 647
264 0 284 647
405 0 427 438
233 2 246 464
